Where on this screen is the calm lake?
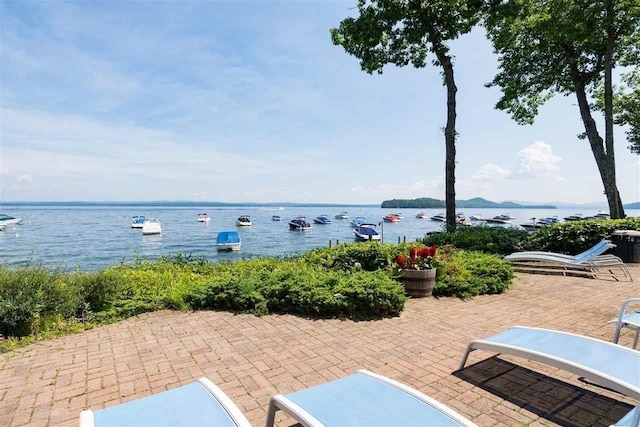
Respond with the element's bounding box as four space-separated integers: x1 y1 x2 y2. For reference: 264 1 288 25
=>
1 205 637 271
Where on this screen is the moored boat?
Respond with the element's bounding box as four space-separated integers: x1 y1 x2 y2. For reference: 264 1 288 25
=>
313 215 332 224
289 216 312 231
430 213 446 221
415 212 428 219
131 215 146 229
197 213 210 222
0 214 22 227
564 213 584 221
216 231 241 251
484 216 512 224
335 212 349 220
236 215 252 226
350 216 366 227
469 214 485 221
383 213 400 222
353 223 381 241
142 218 162 235
272 215 282 221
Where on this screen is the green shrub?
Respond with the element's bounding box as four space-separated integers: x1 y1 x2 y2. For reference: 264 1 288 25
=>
435 250 514 298
185 259 406 319
0 265 82 337
523 217 640 254
423 226 530 255
302 242 400 271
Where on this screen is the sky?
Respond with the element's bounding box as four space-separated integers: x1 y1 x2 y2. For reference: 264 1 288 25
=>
1 1 638 205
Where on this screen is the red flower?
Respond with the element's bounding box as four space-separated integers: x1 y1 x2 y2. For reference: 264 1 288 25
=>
395 256 408 268
409 247 419 258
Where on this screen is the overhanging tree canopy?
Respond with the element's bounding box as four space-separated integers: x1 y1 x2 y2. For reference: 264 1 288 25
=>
331 0 482 231
484 0 640 218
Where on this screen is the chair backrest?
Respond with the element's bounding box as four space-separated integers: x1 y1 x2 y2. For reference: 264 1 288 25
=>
573 240 614 264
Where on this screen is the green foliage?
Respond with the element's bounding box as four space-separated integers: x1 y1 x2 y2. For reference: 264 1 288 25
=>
524 217 640 254
302 243 400 271
595 69 640 154
435 249 514 298
423 226 531 255
0 265 81 337
0 244 516 347
184 260 407 319
382 198 445 208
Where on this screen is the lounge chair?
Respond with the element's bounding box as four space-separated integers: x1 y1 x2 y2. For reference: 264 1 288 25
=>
79 378 252 427
265 369 477 427
459 326 640 426
612 298 640 349
504 240 631 281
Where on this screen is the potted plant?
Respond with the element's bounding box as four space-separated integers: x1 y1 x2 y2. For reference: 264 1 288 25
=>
393 245 438 297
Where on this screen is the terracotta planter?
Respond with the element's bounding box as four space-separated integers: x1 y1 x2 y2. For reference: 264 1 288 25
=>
400 269 436 297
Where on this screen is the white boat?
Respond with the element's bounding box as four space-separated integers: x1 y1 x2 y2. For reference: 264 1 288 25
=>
564 213 584 221
353 224 381 241
496 213 515 220
484 216 512 224
197 213 210 222
469 214 485 221
216 231 241 251
236 215 252 226
0 214 22 227
131 215 146 228
272 215 282 221
430 213 446 221
142 218 162 235
335 211 349 220
415 212 428 219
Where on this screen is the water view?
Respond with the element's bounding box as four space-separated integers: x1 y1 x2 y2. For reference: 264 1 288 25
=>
2 204 637 271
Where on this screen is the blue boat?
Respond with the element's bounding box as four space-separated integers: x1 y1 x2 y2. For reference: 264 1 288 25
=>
289 216 312 231
313 215 332 225
353 224 381 241
272 215 282 221
216 231 241 251
131 215 146 229
350 216 366 228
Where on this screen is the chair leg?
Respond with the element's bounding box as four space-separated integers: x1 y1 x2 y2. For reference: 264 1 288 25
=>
634 329 639 349
265 400 278 427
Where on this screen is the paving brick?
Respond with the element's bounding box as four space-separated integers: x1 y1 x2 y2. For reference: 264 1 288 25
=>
1 266 638 426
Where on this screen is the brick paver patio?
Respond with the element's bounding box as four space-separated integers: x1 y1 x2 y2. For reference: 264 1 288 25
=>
1 267 638 427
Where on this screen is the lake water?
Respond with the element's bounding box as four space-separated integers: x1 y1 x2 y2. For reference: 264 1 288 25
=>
1 205 637 271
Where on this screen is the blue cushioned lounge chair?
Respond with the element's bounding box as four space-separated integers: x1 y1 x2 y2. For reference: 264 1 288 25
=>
459 326 640 427
504 240 631 280
265 369 477 427
79 378 252 427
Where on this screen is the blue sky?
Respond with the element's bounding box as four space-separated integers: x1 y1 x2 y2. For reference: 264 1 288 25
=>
1 1 638 205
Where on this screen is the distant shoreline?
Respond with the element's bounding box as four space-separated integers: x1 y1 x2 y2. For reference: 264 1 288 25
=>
0 201 380 208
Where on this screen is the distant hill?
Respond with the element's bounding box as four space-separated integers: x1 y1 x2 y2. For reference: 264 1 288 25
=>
380 197 556 209
625 202 640 209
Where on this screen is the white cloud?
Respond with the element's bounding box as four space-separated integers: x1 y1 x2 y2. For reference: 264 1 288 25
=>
518 141 562 178
470 164 512 181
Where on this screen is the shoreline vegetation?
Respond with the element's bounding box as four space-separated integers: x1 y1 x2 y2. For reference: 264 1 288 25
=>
0 242 514 352
381 197 557 209
2 217 639 352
